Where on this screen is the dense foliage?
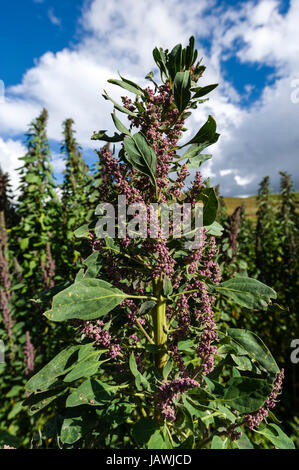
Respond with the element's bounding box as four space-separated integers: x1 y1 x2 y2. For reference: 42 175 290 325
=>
0 37 298 450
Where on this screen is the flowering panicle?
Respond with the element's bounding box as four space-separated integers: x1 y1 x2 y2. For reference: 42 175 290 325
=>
24 331 35 375
244 369 285 429
81 320 121 359
41 241 56 289
157 377 199 421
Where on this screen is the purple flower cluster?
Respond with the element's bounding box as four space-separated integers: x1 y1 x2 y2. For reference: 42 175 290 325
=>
157 377 199 421
41 241 55 289
151 239 175 280
81 320 121 359
24 331 35 375
122 82 185 198
244 369 285 429
199 237 221 284
195 283 218 376
0 232 13 340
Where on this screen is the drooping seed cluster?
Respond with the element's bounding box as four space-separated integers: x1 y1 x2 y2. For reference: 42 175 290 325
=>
24 331 35 375
41 241 55 289
157 377 200 421
244 369 285 429
81 320 121 359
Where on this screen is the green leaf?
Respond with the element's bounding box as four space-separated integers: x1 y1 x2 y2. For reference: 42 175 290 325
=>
44 278 128 322
211 436 227 449
25 174 41 184
25 345 81 392
191 83 218 99
129 352 151 392
0 430 20 448
63 350 107 383
185 154 212 169
66 379 123 407
23 387 68 415
124 132 156 185
91 130 123 142
20 237 29 251
214 277 277 310
173 71 191 114
167 44 182 80
111 112 131 136
139 300 156 315
227 329 280 380
61 412 96 444
181 115 218 148
153 47 167 77
223 377 272 414
254 424 295 449
132 418 159 445
205 221 224 236
74 223 92 239
102 90 137 116
147 429 170 449
197 187 218 226
108 78 143 96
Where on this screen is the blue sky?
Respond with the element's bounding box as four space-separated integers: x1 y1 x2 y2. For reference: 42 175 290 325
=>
0 0 298 196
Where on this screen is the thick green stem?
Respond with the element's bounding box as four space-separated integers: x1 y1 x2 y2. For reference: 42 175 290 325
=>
152 279 168 373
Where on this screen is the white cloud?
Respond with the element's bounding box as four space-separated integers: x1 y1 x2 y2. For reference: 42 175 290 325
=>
0 138 26 192
48 8 61 26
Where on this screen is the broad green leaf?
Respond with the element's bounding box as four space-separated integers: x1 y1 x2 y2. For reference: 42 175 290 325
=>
185 36 196 68
197 187 218 226
108 78 143 96
227 329 280 380
167 43 182 80
23 387 68 415
214 276 277 310
25 174 41 184
181 115 218 148
44 278 128 322
185 154 212 169
74 223 92 239
25 345 82 392
124 132 156 185
254 424 295 449
205 221 224 236
223 377 272 414
234 429 254 449
111 111 131 136
211 436 227 449
129 352 151 392
153 47 167 76
0 430 20 448
63 351 107 383
191 83 218 99
147 430 170 449
61 412 96 444
132 418 159 445
66 378 123 407
91 130 123 142
173 71 191 114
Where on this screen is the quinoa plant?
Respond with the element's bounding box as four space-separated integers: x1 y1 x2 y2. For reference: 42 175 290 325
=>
24 38 293 449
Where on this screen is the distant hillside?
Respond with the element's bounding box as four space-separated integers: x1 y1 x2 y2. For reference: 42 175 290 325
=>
222 193 299 220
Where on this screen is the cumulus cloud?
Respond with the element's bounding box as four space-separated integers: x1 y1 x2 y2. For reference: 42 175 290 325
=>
0 0 298 196
0 137 26 192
